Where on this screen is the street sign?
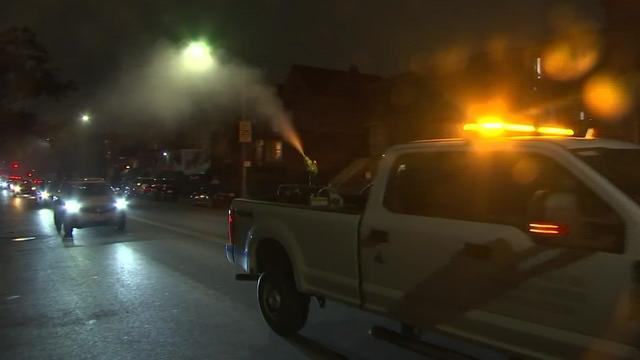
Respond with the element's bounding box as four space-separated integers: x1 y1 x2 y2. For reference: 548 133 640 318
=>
239 120 252 143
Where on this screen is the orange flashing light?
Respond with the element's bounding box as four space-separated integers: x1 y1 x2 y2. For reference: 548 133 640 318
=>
463 119 574 138
537 127 575 136
528 223 567 235
505 124 537 133
463 119 536 137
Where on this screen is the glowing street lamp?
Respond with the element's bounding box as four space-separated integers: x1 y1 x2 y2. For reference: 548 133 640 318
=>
181 40 215 73
81 113 91 123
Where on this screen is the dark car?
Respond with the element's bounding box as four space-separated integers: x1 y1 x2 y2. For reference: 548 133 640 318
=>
130 177 156 197
189 185 212 207
52 180 127 237
13 180 39 198
150 178 178 201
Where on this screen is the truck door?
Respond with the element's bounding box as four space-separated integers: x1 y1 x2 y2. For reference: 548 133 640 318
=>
359 148 637 355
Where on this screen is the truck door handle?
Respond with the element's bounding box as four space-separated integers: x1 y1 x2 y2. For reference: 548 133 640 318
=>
367 230 389 244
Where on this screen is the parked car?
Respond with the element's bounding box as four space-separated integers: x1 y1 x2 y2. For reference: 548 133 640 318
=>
130 177 155 197
150 178 178 201
12 180 39 198
226 130 640 359
189 186 212 207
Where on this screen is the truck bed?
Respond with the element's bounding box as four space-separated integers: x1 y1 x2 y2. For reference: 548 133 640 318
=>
230 198 363 305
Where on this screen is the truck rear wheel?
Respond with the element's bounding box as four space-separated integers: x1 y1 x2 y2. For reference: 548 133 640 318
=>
257 271 309 336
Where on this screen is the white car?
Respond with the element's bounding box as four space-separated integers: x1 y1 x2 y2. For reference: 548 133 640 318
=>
53 180 127 238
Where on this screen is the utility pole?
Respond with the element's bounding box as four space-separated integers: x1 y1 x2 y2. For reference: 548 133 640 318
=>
239 82 252 198
239 119 252 197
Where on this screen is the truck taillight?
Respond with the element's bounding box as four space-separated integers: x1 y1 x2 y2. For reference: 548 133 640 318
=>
228 208 236 245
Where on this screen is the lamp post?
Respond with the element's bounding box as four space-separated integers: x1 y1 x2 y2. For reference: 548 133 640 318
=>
181 41 215 73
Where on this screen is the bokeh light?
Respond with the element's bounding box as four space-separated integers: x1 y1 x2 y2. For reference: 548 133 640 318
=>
583 74 632 120
542 40 599 81
542 6 601 81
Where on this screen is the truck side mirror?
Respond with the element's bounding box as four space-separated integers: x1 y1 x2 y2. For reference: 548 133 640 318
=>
526 191 624 252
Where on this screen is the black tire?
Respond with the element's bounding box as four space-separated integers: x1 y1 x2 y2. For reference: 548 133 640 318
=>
116 215 126 231
62 221 73 238
257 271 309 336
54 213 62 233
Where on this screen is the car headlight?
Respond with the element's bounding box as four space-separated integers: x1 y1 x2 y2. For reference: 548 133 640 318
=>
115 198 128 210
64 200 82 213
14 185 22 193
41 191 50 199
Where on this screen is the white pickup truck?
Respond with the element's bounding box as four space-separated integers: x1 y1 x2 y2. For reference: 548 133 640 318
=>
226 135 640 359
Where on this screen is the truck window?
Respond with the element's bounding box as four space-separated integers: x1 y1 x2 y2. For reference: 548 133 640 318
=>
572 148 640 205
384 151 621 243
384 151 477 220
480 153 576 224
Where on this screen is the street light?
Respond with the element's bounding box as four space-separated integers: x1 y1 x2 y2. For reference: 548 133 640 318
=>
162 151 169 157
181 40 215 73
81 113 91 123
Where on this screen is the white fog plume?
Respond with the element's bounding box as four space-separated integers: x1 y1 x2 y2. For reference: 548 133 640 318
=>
99 41 302 152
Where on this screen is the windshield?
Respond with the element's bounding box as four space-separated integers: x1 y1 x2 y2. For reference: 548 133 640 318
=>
73 183 112 197
572 148 640 203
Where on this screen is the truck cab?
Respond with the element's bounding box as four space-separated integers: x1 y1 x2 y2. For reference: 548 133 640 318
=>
359 137 640 358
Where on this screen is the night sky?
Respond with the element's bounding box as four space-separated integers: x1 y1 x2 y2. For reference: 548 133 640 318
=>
2 0 603 119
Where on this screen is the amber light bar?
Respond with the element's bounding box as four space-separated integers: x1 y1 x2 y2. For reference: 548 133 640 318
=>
463 120 574 137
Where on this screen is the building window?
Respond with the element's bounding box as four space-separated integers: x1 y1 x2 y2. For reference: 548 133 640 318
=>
266 140 283 162
274 141 283 161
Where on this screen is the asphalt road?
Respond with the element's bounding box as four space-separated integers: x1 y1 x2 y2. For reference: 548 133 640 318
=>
0 191 502 360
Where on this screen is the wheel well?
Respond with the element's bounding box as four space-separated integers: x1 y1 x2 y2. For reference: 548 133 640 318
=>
256 238 291 274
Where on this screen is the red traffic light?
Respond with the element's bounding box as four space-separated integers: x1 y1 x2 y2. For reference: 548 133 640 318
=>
11 162 19 169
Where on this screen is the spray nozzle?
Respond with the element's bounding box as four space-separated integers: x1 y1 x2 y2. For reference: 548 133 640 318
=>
303 154 318 176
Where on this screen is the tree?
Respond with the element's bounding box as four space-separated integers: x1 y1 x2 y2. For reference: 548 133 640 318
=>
0 26 75 141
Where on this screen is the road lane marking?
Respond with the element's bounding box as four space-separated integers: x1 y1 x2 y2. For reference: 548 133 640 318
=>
128 214 226 244
11 236 37 242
